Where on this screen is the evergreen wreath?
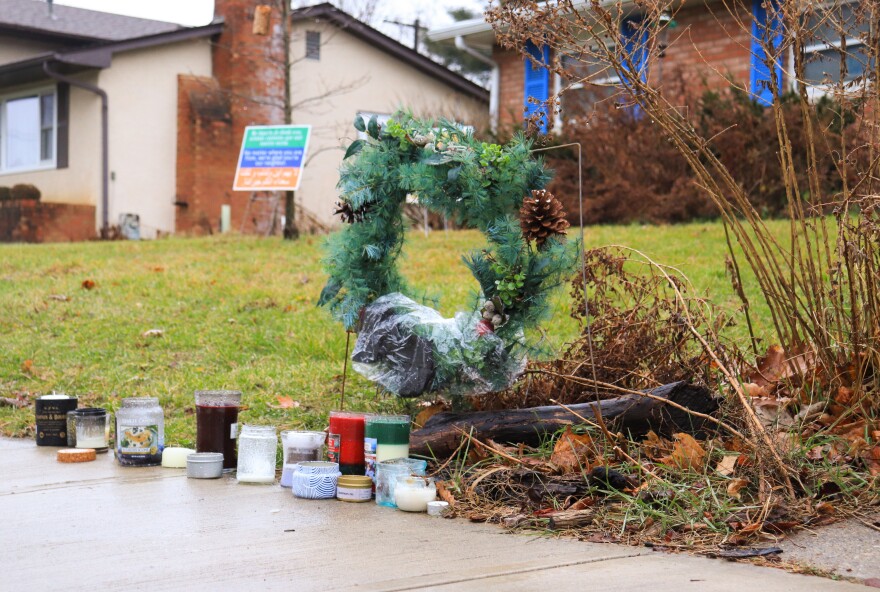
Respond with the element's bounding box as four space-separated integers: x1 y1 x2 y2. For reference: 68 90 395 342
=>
319 112 578 397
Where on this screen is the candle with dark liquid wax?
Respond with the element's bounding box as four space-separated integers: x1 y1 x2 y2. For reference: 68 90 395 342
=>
194 390 241 470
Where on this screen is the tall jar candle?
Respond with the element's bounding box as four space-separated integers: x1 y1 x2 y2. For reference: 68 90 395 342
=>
116 397 164 466
35 394 78 446
236 425 277 484
364 415 410 479
195 390 241 471
328 411 366 475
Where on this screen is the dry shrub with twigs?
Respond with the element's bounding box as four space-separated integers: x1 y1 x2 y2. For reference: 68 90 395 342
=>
480 247 721 410
486 0 880 500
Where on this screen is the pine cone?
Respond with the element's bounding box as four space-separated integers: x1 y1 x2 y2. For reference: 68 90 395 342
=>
333 201 369 224
519 189 570 248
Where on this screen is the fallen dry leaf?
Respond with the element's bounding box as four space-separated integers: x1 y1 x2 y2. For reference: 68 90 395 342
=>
435 480 456 507
716 453 741 477
749 344 786 387
743 382 771 398
270 395 300 409
834 386 854 405
642 430 673 461
141 329 164 338
752 398 794 429
567 496 596 511
0 396 28 408
413 401 447 429
661 433 706 471
550 426 595 474
81 279 96 290
21 359 34 374
863 445 880 476
48 294 69 302
727 477 749 499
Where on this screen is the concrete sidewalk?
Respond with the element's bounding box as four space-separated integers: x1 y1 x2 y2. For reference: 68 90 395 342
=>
0 438 867 592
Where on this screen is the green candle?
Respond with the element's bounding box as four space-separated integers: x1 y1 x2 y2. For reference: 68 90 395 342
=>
365 415 410 478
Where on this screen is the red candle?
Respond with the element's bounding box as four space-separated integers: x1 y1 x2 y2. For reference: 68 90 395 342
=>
328 411 366 475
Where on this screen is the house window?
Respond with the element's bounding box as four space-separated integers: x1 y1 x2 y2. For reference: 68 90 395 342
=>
306 31 320 60
0 87 56 173
803 2 873 95
560 49 620 119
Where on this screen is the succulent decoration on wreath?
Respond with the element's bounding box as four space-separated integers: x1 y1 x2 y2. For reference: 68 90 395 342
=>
318 112 578 398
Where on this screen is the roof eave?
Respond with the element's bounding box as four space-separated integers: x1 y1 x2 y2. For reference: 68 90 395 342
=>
0 22 224 88
292 3 488 104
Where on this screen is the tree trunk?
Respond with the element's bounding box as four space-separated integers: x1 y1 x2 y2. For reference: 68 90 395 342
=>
283 190 299 239
410 381 718 458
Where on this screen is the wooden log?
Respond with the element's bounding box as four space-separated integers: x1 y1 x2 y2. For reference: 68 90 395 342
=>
410 381 718 458
548 509 595 530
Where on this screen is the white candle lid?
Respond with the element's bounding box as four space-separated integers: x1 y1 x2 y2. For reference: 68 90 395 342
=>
427 501 449 516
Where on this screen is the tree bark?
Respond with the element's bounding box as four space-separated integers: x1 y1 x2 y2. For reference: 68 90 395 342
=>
410 381 718 458
547 509 595 530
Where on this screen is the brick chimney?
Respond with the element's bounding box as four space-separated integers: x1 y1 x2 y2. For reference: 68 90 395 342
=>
212 0 285 138
175 0 286 235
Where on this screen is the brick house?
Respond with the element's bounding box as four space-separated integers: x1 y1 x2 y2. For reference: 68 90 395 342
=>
0 0 487 241
427 0 871 133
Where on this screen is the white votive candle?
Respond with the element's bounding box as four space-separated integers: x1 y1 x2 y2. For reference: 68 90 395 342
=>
162 447 195 468
76 435 107 449
394 478 437 512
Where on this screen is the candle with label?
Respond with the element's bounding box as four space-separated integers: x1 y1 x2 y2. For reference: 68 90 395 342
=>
364 415 410 479
195 390 241 470
35 393 78 447
328 411 366 475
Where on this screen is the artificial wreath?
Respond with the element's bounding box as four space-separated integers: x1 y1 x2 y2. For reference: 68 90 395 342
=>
319 112 578 397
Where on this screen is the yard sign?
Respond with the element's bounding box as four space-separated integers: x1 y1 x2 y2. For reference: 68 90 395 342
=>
232 125 311 191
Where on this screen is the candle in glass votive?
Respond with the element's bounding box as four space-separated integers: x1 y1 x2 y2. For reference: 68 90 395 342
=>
394 476 437 512
280 430 325 487
73 408 110 452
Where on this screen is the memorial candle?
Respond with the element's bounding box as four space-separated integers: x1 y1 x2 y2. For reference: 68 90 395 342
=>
364 415 410 479
328 411 366 475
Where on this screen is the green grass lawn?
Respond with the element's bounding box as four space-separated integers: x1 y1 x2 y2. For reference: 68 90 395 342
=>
0 221 778 445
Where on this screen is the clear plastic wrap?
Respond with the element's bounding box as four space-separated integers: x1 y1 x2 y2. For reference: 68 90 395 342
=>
351 293 526 398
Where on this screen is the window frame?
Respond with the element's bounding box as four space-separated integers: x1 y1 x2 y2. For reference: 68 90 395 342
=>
305 30 321 60
800 1 873 99
0 85 57 175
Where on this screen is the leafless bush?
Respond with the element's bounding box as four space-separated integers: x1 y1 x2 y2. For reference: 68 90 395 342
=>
488 0 880 497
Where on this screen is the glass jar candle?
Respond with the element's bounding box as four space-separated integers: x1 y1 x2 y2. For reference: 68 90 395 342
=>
364 415 410 479
195 390 241 471
35 393 78 446
394 476 437 512
374 461 412 508
236 425 277 484
328 411 366 475
279 430 325 487
73 408 110 452
116 397 164 466
382 457 428 476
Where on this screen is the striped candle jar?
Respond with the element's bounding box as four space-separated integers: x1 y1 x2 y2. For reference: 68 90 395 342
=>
291 461 341 499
